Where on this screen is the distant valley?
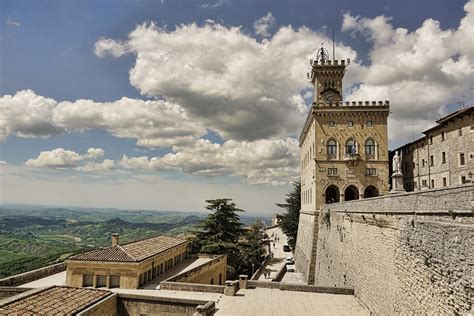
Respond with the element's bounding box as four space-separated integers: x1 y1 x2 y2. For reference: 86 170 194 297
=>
0 205 270 278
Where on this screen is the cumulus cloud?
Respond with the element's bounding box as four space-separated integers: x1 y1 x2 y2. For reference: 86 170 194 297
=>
25 137 299 185
94 38 132 57
0 90 64 141
253 12 276 38
0 90 206 148
121 137 299 185
25 147 115 172
53 96 207 148
26 148 87 168
342 1 474 146
95 22 357 141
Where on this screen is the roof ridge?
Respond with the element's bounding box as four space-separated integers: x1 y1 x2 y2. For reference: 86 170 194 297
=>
116 245 137 261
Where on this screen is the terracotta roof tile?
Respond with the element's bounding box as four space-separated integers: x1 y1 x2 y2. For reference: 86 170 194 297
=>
0 286 111 315
69 235 187 262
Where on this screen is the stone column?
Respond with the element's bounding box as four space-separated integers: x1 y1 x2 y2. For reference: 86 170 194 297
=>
239 275 248 289
224 280 238 296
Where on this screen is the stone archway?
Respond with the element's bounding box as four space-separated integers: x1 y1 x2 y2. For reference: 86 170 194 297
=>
364 185 379 198
325 185 340 204
344 185 359 201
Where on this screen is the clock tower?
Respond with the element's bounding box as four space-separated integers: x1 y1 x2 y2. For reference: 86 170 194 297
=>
308 45 347 103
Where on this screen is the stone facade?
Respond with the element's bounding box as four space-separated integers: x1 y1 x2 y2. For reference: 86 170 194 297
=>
295 49 390 283
391 106 474 191
314 185 473 314
67 235 189 289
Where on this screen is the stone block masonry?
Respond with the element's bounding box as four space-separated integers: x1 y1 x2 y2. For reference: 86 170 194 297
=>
314 185 473 314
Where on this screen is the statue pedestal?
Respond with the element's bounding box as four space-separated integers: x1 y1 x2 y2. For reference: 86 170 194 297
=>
390 172 406 194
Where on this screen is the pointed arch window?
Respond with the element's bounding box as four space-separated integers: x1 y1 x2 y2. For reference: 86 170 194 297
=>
345 138 356 155
327 139 337 159
365 139 375 159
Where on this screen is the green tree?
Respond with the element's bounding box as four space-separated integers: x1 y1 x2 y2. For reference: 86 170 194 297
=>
276 181 301 249
238 220 265 276
190 199 245 277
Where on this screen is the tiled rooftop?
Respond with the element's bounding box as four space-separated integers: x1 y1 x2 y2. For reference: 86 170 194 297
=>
69 235 187 262
0 286 111 315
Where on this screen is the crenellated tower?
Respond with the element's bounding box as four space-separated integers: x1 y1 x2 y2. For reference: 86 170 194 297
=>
294 46 390 284
308 45 348 103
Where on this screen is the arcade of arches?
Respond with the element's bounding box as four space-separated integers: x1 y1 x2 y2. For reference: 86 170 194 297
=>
324 184 379 203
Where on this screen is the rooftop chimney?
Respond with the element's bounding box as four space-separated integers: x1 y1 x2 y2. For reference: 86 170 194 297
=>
111 233 119 247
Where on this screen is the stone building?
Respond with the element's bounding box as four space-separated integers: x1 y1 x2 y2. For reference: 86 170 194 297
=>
390 106 473 191
295 47 390 284
67 234 190 289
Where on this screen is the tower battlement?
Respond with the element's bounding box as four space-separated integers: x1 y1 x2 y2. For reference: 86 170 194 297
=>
312 100 390 107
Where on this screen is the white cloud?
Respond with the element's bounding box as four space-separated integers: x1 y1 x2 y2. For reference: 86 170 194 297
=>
253 12 276 38
6 18 20 27
26 148 86 168
25 137 299 185
342 1 474 146
119 137 299 185
0 90 206 148
96 22 357 141
94 38 132 58
53 96 207 148
85 148 105 159
0 90 64 141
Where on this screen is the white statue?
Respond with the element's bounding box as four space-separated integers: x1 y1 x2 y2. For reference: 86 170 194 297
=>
392 151 402 174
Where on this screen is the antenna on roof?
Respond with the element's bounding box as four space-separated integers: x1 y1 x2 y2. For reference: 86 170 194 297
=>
332 27 335 61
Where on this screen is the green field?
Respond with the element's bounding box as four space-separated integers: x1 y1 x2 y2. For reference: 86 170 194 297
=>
0 206 204 278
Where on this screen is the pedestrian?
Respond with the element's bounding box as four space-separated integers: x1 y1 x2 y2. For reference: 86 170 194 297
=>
273 242 275 248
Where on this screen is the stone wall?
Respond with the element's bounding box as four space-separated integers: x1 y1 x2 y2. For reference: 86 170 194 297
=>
315 185 473 314
117 293 208 316
77 293 118 316
167 254 227 286
294 212 318 284
0 262 65 286
0 287 32 300
159 281 225 293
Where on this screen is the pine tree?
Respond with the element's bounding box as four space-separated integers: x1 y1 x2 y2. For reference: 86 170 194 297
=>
191 199 245 276
276 181 301 249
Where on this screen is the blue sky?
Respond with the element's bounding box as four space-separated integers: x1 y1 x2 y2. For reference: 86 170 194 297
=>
1 0 473 214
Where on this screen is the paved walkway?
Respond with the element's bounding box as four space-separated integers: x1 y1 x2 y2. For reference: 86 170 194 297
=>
18 271 66 288
215 287 368 316
258 227 290 280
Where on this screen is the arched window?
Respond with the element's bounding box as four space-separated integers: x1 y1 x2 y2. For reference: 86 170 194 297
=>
365 139 375 158
346 138 356 155
327 139 337 158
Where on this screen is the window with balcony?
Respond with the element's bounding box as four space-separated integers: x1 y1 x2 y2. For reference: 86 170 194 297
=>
346 138 356 155
365 139 375 159
327 139 337 159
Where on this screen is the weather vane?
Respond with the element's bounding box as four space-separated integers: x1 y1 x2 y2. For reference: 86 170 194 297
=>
316 43 329 64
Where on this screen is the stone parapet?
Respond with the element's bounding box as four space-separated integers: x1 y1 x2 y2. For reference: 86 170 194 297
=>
0 262 66 286
322 184 472 214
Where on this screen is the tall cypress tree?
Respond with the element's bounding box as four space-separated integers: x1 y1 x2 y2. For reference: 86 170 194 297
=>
276 181 301 249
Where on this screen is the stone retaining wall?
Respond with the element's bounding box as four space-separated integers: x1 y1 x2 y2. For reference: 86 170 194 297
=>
159 281 225 293
315 185 473 315
0 287 33 300
0 262 65 286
